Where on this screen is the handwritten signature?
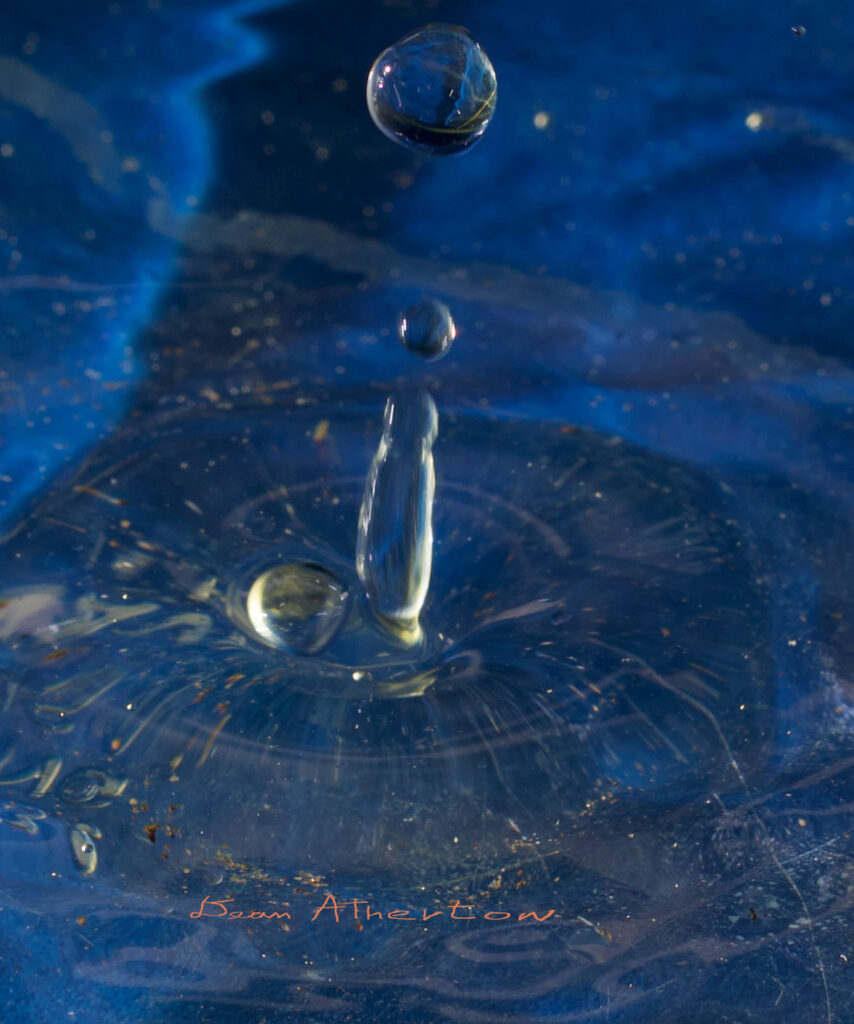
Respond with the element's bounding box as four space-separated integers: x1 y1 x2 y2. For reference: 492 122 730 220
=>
189 893 556 923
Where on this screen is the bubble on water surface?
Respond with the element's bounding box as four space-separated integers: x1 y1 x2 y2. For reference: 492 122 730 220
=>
366 24 497 155
398 298 456 359
69 824 100 874
246 562 349 654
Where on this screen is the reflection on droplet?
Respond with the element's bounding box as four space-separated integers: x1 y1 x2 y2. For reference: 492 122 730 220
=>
70 823 101 874
366 23 497 155
399 298 456 360
790 24 807 35
59 767 128 806
356 391 438 645
0 800 47 836
246 563 349 654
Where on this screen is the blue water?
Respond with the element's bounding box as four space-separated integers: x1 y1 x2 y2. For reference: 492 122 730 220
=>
3 0 854 1022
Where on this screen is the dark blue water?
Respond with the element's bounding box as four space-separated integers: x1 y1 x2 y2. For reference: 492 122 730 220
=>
3 1 854 1022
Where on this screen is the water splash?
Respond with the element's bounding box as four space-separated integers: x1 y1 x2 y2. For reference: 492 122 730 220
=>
356 390 438 645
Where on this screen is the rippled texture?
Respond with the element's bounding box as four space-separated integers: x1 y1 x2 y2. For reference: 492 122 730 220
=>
2 0 854 1023
366 23 497 155
0 0 277 530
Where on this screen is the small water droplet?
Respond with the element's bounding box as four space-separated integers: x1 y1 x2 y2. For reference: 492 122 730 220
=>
70 825 99 874
790 24 806 35
246 563 349 654
367 24 497 155
399 298 456 360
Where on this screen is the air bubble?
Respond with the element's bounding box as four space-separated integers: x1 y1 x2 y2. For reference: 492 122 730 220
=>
398 298 456 360
366 24 497 155
246 562 349 654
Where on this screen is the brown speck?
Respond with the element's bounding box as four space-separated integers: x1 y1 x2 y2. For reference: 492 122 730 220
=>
76 916 87 927
145 823 160 843
749 908 758 921
42 649 69 662
110 738 121 751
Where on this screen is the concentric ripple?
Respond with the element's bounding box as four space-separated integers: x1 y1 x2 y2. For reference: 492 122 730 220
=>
0 395 776 887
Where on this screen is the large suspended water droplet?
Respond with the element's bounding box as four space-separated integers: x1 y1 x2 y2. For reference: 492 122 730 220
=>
356 391 438 644
246 562 349 654
399 297 456 360
366 24 497 156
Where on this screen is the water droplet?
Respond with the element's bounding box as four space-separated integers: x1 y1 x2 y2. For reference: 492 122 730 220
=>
70 824 100 874
366 24 497 155
791 24 806 35
246 562 349 654
356 391 438 644
399 298 456 360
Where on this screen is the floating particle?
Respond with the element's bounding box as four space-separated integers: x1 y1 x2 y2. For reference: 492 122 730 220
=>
398 298 456 360
366 24 497 155
790 24 806 35
246 563 349 654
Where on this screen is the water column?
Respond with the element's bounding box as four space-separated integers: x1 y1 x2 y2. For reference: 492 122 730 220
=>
356 390 439 646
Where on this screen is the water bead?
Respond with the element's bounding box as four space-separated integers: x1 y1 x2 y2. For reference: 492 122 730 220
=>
366 24 497 156
791 24 807 35
246 562 349 654
69 824 100 874
398 297 456 359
